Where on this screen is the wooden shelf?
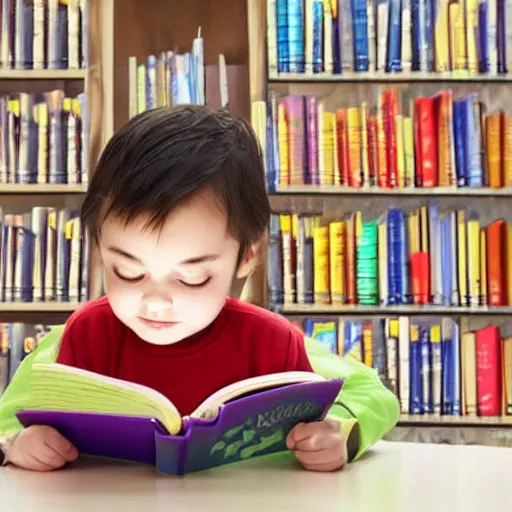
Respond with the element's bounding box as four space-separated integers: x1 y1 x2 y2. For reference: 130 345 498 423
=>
0 69 87 80
274 304 512 316
0 184 87 194
0 302 82 313
268 71 512 83
398 414 512 427
270 185 512 198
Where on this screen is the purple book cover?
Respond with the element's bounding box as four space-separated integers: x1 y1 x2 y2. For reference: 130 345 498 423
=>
17 378 343 476
282 95 307 185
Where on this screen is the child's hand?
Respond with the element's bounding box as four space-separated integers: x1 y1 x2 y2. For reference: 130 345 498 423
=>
286 418 347 472
5 425 78 471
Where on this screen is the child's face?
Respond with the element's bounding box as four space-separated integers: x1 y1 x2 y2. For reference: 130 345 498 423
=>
98 188 244 345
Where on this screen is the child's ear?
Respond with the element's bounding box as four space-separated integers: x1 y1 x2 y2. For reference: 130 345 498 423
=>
236 242 260 279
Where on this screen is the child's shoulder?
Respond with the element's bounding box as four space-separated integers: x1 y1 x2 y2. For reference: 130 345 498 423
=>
65 297 121 332
224 298 300 338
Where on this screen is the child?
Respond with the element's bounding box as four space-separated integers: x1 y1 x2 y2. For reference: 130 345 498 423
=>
0 105 399 472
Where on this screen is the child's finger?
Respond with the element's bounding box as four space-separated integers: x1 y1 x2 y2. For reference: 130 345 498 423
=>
286 422 324 449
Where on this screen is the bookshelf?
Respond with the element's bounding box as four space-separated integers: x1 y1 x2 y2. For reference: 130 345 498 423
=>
246 0 512 442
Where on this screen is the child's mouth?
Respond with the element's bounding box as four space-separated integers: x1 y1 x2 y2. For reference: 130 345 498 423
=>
138 317 180 330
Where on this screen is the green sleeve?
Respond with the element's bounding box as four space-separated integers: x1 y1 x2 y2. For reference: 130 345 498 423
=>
304 336 400 461
0 325 65 439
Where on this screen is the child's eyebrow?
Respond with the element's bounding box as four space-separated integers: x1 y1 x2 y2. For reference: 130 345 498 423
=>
107 246 142 263
180 254 220 265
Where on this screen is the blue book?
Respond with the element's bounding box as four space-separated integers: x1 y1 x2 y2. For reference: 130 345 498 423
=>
440 215 452 306
288 0 305 72
387 209 408 304
420 325 433 413
453 98 468 187
466 94 483 187
351 0 370 70
411 0 421 70
424 0 434 70
450 321 461 415
386 0 402 71
441 334 453 414
410 327 424 414
312 1 324 73
276 0 290 72
479 0 490 73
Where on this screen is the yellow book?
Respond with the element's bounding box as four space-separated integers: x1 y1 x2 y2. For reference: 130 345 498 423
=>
278 103 289 186
465 0 479 73
435 0 450 71
323 112 336 185
363 324 373 367
480 229 487 306
337 319 345 356
360 102 370 186
329 221 346 305
347 107 362 187
403 116 415 187
466 218 480 306
503 337 512 415
323 0 333 74
313 226 331 304
137 64 146 114
408 211 420 255
461 332 477 416
453 1 467 72
457 210 468 306
251 101 266 159
393 114 405 187
280 215 295 304
503 113 512 186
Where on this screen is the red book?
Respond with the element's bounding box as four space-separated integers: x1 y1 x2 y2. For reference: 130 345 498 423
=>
410 252 430 304
414 98 438 187
476 326 502 416
336 109 350 186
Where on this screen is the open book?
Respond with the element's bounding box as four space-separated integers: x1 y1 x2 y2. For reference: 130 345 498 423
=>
16 363 343 475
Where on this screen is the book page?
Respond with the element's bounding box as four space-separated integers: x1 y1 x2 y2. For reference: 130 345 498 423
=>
23 363 182 435
191 371 326 420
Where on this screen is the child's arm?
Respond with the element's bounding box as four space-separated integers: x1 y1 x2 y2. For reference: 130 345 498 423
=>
304 336 400 462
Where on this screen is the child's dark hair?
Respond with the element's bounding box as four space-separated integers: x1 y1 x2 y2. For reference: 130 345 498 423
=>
82 105 271 255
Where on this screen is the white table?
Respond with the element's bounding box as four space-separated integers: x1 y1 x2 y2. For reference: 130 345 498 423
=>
1 441 510 512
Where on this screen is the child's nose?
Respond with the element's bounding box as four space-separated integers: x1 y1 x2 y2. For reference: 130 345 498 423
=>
143 294 173 316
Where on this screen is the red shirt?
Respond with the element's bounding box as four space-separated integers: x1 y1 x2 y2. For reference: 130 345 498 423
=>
57 297 313 416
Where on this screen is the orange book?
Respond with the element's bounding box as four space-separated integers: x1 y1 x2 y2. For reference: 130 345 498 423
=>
376 103 388 188
487 220 506 305
486 113 503 188
363 323 373 367
434 91 454 186
502 112 512 186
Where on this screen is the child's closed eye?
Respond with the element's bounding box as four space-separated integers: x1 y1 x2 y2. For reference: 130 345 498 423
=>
178 276 211 288
113 267 145 283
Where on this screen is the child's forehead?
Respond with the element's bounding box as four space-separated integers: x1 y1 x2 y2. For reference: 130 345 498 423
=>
99 191 236 258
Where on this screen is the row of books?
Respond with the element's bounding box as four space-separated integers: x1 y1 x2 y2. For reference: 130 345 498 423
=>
269 206 512 307
0 0 87 70
0 207 89 303
295 317 512 416
128 29 206 119
251 89 512 191
267 0 512 76
0 90 88 185
0 323 52 395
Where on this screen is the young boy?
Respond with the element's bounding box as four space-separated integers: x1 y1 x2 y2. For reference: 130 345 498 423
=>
0 105 399 472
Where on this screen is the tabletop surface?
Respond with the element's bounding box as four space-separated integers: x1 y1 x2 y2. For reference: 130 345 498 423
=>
1 441 510 512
